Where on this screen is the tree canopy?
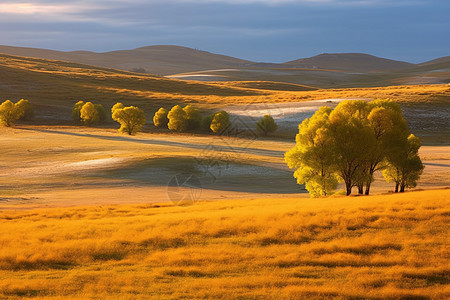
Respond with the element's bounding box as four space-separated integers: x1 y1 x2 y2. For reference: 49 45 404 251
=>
210 111 230 134
112 104 146 135
256 114 278 136
15 99 34 121
153 107 169 128
80 102 100 126
183 105 202 130
167 105 188 132
0 99 27 127
285 99 423 197
73 101 106 126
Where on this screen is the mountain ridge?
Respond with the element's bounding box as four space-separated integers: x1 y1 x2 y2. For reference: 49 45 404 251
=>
2 44 446 75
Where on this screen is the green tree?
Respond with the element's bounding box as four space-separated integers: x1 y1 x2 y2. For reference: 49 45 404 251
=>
360 99 409 194
285 107 338 197
153 107 169 128
72 101 85 121
80 102 100 126
15 99 34 121
183 105 202 130
327 100 375 195
111 102 124 115
210 111 230 134
112 105 146 135
95 104 107 122
285 99 419 197
201 114 214 132
383 134 424 192
256 114 278 136
0 100 24 127
167 105 188 132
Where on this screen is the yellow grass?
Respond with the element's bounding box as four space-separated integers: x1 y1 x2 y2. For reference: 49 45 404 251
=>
1 53 449 112
0 190 448 299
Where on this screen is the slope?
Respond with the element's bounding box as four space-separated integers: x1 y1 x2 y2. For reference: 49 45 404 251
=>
0 53 262 121
284 53 415 73
0 45 252 75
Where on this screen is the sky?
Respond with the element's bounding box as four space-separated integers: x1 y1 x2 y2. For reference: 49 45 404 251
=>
0 0 449 63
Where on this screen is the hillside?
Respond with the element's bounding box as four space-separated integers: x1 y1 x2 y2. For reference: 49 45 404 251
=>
1 45 449 88
419 56 450 66
0 45 251 75
284 53 415 72
0 53 263 120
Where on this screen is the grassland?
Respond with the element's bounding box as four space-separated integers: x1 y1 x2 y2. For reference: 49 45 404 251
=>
0 53 449 299
0 126 448 207
0 190 448 299
1 53 449 142
1 53 449 111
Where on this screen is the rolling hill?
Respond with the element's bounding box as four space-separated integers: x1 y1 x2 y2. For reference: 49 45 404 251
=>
283 53 415 72
1 45 448 88
0 53 265 122
0 45 251 76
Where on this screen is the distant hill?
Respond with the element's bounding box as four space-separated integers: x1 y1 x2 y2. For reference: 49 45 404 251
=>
0 45 251 76
418 56 450 66
0 53 263 122
284 53 415 73
0 45 448 88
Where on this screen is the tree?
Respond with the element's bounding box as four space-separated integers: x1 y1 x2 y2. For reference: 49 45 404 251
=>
167 105 188 132
15 99 34 121
80 102 100 126
327 100 375 195
112 104 146 135
383 134 424 192
183 105 202 130
361 99 409 194
201 114 214 132
95 104 107 122
285 107 338 197
285 99 417 197
210 111 230 134
111 102 124 115
72 101 85 121
153 107 169 128
0 100 24 127
256 114 278 136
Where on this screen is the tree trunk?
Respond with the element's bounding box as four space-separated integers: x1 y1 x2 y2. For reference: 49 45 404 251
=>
358 185 363 195
364 182 371 195
395 183 399 193
400 183 405 193
346 181 352 196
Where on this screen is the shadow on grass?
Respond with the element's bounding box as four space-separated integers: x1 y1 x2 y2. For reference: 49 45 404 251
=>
20 128 285 158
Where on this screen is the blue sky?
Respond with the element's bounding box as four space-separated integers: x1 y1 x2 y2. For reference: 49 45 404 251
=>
0 0 449 63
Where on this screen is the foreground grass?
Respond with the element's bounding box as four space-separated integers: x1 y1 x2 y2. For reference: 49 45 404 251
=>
0 190 448 299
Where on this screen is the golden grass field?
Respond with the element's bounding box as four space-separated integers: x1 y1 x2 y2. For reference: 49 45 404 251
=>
0 190 448 299
1 53 449 110
0 126 448 299
0 53 449 299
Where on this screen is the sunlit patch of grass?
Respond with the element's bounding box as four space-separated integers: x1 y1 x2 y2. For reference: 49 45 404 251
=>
0 189 448 298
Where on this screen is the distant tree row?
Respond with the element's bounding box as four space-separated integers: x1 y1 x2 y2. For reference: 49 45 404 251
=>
285 99 424 197
154 104 232 134
0 99 34 127
1 98 278 138
155 104 278 136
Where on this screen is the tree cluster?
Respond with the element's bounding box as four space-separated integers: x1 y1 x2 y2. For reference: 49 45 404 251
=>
154 105 231 134
0 99 34 127
285 99 424 197
72 101 106 126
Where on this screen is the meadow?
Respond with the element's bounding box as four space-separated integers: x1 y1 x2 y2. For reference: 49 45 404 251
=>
0 190 448 299
0 53 449 299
